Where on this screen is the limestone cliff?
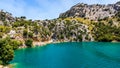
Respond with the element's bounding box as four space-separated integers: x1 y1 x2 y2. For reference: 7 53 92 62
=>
59 1 120 20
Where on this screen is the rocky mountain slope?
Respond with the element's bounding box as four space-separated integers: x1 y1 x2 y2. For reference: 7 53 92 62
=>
0 1 120 43
59 1 120 20
0 10 15 23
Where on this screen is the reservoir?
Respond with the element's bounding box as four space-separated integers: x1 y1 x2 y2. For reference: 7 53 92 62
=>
11 42 120 68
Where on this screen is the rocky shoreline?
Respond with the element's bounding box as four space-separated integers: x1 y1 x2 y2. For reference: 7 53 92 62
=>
0 65 13 68
19 39 69 49
19 39 120 49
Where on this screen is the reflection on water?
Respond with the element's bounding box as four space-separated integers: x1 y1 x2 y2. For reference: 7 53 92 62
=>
11 42 120 68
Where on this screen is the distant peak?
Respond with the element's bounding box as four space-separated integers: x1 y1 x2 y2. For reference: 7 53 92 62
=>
59 1 120 21
116 1 120 5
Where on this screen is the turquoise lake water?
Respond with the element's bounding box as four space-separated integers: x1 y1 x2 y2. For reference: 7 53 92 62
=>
11 42 120 68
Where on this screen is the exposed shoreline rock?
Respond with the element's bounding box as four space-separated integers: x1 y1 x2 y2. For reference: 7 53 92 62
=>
0 65 12 68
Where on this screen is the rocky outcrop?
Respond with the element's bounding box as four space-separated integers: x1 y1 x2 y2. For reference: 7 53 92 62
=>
0 10 15 23
59 1 120 20
114 1 120 11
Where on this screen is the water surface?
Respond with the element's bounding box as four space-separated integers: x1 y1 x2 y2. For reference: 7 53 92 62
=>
11 42 120 68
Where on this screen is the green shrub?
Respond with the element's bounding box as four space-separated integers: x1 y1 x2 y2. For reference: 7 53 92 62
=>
78 35 82 41
0 38 14 65
10 40 22 50
23 29 28 38
25 39 33 47
97 34 113 42
28 32 33 38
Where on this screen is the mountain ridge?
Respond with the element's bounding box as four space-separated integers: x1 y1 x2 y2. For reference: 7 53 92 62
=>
59 1 120 20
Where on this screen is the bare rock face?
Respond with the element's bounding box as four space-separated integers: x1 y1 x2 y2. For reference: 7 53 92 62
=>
116 1 120 5
0 10 15 23
115 1 120 11
59 1 120 20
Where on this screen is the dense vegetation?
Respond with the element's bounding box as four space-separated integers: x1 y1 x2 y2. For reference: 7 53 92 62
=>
25 39 33 47
93 22 120 42
0 37 21 65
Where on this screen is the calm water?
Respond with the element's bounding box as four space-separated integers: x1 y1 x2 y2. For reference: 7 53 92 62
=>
11 42 120 68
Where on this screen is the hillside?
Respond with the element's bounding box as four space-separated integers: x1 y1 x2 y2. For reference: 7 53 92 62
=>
0 11 120 43
59 1 120 20
0 1 119 42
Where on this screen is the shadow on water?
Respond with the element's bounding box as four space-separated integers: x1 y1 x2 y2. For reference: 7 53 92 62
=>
82 42 120 62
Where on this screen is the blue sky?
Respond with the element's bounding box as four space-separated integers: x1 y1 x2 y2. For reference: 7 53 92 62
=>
0 0 119 20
